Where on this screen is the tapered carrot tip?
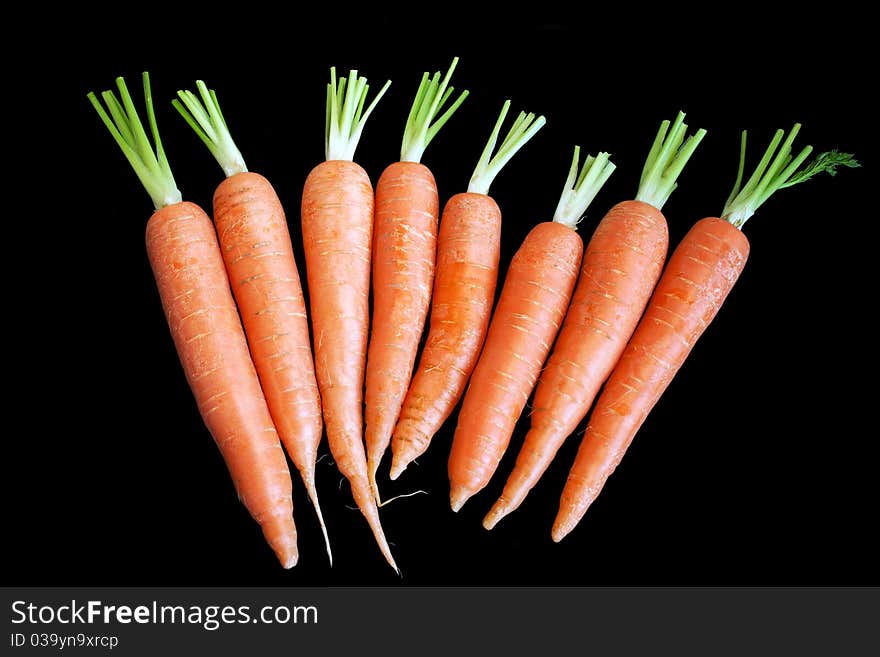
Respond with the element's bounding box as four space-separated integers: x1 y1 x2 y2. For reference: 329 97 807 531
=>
264 516 299 568
450 485 472 513
482 501 509 531
349 475 400 573
372 525 400 575
378 537 400 576
388 455 406 481
301 475 333 567
551 519 574 544
368 522 399 575
273 540 299 569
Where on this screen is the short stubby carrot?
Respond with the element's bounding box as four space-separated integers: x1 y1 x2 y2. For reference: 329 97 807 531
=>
390 100 546 481
365 59 468 501
484 113 706 529
174 82 330 563
89 73 298 568
301 69 399 571
449 148 615 512
552 125 858 542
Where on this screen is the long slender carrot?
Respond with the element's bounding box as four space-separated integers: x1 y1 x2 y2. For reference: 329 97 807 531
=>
172 81 331 564
389 101 546 481
484 112 706 528
552 125 858 542
365 58 468 502
448 148 616 512
300 68 398 570
88 73 299 568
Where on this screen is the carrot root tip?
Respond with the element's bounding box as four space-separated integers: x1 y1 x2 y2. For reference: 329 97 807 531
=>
388 456 406 481
280 550 299 569
482 504 507 531
551 522 572 543
449 485 472 513
302 476 333 567
382 546 400 576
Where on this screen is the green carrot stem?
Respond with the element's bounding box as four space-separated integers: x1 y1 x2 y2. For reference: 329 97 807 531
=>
88 72 181 209
636 111 706 211
721 125 859 228
468 100 546 196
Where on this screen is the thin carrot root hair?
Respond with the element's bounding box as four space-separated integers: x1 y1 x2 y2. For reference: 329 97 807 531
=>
377 489 429 508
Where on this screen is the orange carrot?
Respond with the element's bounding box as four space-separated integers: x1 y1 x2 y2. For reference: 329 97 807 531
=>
88 73 298 568
365 58 468 502
389 100 546 481
300 68 398 570
484 113 706 528
173 81 331 563
448 148 615 512
552 125 858 541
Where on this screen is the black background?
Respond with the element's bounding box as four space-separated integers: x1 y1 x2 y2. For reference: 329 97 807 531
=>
8 9 876 586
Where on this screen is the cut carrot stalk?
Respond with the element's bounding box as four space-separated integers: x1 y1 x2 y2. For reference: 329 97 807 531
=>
449 147 615 512
390 100 546 481
300 68 399 571
173 80 331 565
552 125 858 541
365 58 468 503
484 112 706 528
88 73 299 568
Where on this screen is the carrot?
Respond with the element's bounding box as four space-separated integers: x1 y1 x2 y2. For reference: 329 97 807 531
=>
552 125 859 542
484 112 706 529
448 148 616 511
389 100 546 481
172 81 331 564
88 73 298 568
300 68 398 570
365 58 468 502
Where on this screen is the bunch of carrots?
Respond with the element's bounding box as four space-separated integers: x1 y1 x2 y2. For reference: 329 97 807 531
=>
88 61 857 572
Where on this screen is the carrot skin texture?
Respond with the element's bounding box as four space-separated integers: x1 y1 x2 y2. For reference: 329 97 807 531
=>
449 221 583 509
390 193 502 478
365 162 438 487
212 172 326 534
553 217 750 541
213 173 322 480
301 160 396 569
486 201 668 526
145 201 298 568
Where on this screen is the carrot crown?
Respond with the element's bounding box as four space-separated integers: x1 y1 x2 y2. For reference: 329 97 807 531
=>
173 81 247 178
88 72 182 210
325 68 391 161
721 125 859 228
636 111 706 211
468 100 546 196
400 57 469 163
553 146 616 229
